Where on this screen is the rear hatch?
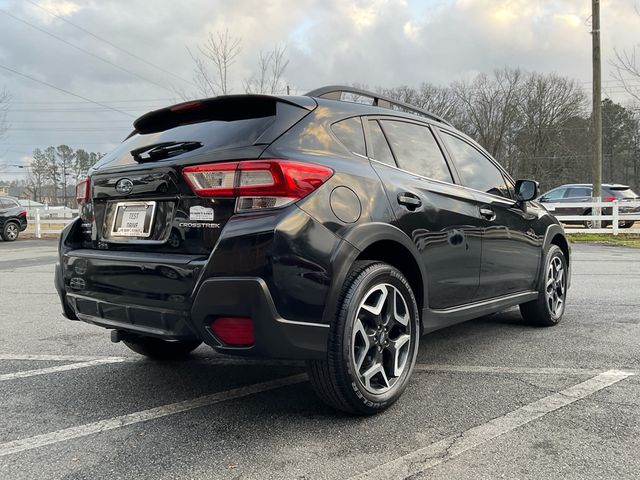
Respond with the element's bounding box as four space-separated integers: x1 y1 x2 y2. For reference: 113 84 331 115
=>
607 185 640 212
81 95 316 255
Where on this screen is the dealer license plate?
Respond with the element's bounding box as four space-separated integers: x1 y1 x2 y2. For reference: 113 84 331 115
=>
111 201 156 237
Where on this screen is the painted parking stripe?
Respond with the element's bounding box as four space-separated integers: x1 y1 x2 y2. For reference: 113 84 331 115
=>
414 364 607 376
0 358 129 382
0 354 128 362
351 370 633 480
0 373 306 457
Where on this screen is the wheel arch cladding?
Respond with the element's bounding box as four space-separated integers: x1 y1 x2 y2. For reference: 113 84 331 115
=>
550 233 570 268
340 223 427 312
356 240 424 311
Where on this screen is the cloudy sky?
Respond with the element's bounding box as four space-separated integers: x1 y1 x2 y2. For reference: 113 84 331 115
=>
1 0 639 178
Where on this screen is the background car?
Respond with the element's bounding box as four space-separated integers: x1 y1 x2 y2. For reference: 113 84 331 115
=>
538 183 640 228
0 196 28 242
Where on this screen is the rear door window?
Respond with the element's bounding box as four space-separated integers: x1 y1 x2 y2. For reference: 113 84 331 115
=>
367 120 396 166
564 187 591 198
439 131 509 197
380 120 453 182
331 117 366 156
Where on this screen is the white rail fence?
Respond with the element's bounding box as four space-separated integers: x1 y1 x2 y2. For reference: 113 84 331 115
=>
545 200 640 235
24 202 640 238
27 209 77 238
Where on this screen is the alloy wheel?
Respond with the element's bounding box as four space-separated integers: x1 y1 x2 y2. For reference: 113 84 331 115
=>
545 256 565 318
6 224 18 240
351 283 413 394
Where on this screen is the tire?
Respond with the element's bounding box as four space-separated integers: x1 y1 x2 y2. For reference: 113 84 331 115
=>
582 209 593 229
122 335 201 360
307 261 420 415
520 245 568 327
1 221 20 242
621 222 634 229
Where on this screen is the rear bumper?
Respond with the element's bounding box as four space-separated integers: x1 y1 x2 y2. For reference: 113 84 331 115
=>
55 263 330 360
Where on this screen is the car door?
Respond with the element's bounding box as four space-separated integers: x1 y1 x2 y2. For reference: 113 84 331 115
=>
538 187 568 215
0 199 10 226
563 186 593 217
438 130 541 300
366 118 483 309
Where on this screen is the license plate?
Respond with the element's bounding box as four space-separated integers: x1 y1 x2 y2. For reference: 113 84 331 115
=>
111 201 156 237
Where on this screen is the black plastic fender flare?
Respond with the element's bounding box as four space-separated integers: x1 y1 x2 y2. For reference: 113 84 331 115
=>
322 222 428 326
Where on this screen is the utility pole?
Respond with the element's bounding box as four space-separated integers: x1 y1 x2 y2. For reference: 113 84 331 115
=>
591 0 602 226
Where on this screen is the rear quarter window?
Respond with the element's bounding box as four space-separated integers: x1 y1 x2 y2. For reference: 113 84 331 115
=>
331 117 366 156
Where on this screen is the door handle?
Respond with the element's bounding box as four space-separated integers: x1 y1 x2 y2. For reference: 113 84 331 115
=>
397 193 422 210
479 207 496 221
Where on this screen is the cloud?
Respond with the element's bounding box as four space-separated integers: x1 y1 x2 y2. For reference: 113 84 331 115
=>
0 0 638 176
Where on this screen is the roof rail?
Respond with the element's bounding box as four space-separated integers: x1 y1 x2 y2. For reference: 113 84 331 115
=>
305 85 452 126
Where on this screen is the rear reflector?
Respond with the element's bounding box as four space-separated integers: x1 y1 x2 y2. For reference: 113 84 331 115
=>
210 317 255 346
182 159 333 211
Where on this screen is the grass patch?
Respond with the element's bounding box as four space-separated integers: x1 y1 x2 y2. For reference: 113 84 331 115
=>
567 234 640 248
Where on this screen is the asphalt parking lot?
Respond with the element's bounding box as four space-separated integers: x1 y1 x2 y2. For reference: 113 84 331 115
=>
0 239 639 479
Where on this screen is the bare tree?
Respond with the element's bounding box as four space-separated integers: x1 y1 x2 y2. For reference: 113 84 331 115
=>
243 45 289 94
380 83 462 124
612 6 640 102
452 68 523 162
188 29 241 97
511 72 587 186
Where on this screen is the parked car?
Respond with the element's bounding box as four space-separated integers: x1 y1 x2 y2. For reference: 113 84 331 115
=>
55 86 570 414
538 183 639 228
0 196 28 242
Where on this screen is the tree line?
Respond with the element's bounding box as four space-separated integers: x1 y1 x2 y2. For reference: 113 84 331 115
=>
25 145 103 206
379 68 640 192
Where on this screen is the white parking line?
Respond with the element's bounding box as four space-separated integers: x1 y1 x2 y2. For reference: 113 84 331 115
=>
414 364 607 376
0 358 129 382
352 370 634 480
0 354 128 362
0 373 306 457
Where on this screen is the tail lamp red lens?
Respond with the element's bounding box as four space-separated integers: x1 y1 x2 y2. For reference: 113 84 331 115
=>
603 196 617 202
210 317 255 346
76 177 90 204
182 160 333 211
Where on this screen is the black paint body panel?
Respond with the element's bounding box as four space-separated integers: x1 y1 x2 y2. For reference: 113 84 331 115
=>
56 94 570 360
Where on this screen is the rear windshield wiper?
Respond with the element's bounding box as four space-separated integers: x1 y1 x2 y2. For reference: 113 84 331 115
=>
130 141 202 163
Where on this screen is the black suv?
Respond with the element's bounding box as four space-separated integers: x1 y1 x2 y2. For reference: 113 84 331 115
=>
56 87 570 414
0 196 27 241
538 183 639 228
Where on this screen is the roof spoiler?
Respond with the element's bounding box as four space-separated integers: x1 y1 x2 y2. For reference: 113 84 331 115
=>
133 94 316 135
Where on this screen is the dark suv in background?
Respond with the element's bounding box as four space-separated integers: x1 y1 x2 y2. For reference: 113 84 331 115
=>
0 196 28 241
55 86 570 414
538 183 639 228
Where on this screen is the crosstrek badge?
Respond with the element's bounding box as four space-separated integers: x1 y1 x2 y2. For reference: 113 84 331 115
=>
189 205 214 221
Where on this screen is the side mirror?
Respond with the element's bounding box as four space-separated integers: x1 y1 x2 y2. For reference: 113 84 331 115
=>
515 179 539 202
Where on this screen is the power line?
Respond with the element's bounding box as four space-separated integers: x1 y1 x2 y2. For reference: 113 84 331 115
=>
0 8 175 94
24 0 198 90
0 63 134 117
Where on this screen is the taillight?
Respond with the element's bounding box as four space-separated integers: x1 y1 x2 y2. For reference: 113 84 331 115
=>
76 177 90 204
603 196 617 202
182 160 334 212
20 210 27 217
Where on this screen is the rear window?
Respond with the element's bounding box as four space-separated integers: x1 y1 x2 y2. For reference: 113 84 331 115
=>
91 98 312 171
94 117 276 170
